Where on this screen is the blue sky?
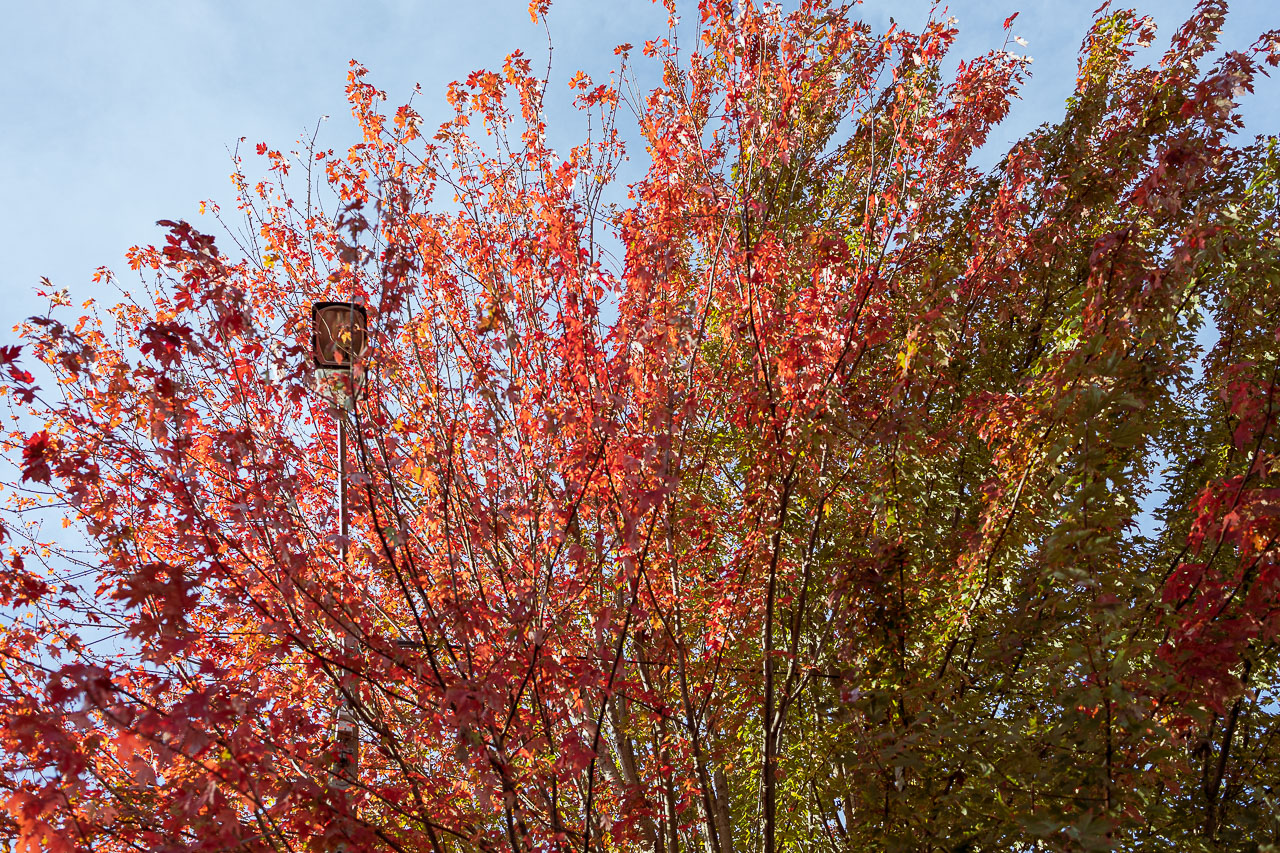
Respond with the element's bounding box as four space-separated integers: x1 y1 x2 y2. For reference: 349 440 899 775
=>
1 0 1276 336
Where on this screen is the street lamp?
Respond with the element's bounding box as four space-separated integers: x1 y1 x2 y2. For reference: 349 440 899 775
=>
311 302 366 807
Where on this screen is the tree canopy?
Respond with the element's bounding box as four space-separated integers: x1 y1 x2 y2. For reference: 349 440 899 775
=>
3 1 1280 850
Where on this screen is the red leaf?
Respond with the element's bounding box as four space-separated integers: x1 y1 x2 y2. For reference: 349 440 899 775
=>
20 431 52 484
139 321 193 368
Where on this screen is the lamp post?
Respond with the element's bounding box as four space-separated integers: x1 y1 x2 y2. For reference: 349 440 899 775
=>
311 301 368 849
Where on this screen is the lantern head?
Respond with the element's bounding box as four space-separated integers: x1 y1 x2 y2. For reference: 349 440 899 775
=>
312 302 368 369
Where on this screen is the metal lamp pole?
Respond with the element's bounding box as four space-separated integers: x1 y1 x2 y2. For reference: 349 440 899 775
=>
333 406 359 788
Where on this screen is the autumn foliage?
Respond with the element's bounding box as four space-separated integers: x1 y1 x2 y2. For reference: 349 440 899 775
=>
3 1 1280 850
